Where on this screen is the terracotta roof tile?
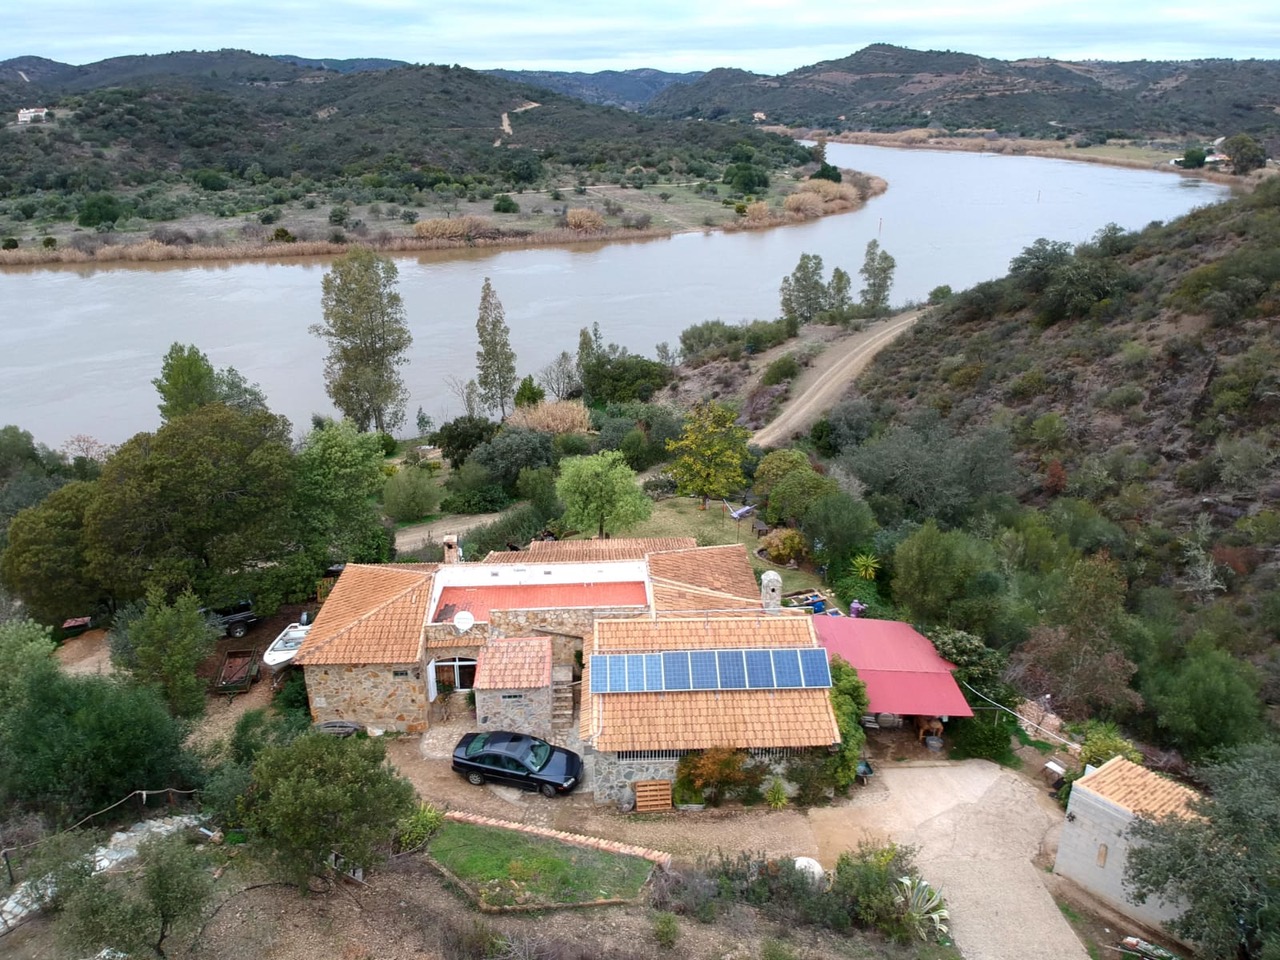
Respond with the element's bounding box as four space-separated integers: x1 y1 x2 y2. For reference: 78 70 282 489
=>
1076 757 1199 820
592 616 818 653
483 538 697 563
296 564 431 665
474 637 552 689
434 582 648 622
582 616 839 750
647 544 761 606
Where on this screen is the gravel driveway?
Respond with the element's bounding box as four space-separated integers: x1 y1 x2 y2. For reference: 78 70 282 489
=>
808 761 1089 960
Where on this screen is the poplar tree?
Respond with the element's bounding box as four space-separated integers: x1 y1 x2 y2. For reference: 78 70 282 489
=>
666 401 750 509
312 249 412 434
858 240 897 316
474 277 517 418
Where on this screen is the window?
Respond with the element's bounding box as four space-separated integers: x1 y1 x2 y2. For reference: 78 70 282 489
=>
1096 844 1108 868
393 669 409 679
501 693 524 701
434 658 478 691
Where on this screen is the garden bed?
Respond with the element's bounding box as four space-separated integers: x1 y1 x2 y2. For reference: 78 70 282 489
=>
427 820 655 911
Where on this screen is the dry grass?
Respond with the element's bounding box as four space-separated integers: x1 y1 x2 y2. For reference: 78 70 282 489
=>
565 208 606 232
796 179 860 204
744 201 772 223
784 192 825 218
413 215 496 241
505 400 593 434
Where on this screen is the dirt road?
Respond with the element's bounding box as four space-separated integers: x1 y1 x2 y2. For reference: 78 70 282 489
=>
394 512 504 555
752 309 922 448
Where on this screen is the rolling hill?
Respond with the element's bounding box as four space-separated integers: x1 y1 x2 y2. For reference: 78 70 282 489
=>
644 43 1280 140
482 68 703 111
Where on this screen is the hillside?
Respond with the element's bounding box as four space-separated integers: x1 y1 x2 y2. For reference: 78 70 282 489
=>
0 50 809 230
810 178 1280 756
483 67 703 111
645 43 1280 141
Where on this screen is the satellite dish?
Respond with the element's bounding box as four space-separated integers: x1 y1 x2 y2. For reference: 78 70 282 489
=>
453 611 475 634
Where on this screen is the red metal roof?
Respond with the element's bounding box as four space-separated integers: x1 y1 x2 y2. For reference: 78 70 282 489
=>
813 617 973 718
433 582 648 622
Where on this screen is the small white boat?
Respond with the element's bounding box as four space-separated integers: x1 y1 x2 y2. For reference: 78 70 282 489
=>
263 621 311 672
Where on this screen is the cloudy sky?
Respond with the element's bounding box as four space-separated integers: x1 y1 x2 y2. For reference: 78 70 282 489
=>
7 0 1278 71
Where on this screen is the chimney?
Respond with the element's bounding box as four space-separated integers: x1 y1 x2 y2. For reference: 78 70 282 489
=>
761 570 782 613
442 535 461 564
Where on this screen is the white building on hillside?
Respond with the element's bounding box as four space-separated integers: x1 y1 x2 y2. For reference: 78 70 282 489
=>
17 108 49 123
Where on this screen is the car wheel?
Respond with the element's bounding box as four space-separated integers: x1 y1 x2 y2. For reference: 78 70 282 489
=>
539 783 557 798
229 623 247 638
467 771 485 786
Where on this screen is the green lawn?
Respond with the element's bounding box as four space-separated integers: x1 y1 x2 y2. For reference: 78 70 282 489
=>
627 496 834 600
428 821 654 907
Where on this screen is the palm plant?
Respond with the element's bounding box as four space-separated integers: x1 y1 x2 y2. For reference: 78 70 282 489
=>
893 875 949 941
851 553 881 581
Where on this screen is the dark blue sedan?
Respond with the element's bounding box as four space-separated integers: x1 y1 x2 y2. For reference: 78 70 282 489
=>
452 731 583 798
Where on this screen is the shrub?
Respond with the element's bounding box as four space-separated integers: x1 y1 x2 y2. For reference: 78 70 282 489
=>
784 192 824 218
506 400 592 434
653 911 680 949
328 205 349 225
830 841 919 939
765 779 789 810
762 528 808 564
566 208 606 231
396 802 446 851
761 354 800 386
492 194 519 214
784 752 833 806
383 466 442 522
1 237 17 250
413 216 495 241
949 714 1017 764
1097 384 1145 411
676 748 764 806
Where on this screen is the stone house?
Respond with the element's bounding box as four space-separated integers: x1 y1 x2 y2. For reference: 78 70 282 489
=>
1055 756 1198 935
293 537 840 801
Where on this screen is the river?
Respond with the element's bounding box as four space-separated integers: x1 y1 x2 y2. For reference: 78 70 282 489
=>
1 143 1230 445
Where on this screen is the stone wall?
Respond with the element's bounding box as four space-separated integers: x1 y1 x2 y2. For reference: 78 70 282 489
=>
590 750 679 805
304 663 427 734
475 685 553 740
491 606 648 670
1055 786 1183 932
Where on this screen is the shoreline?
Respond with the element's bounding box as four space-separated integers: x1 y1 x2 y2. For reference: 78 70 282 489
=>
792 128 1254 190
0 175 888 273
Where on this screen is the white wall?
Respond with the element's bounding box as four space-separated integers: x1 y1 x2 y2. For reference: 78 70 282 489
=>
1055 785 1183 934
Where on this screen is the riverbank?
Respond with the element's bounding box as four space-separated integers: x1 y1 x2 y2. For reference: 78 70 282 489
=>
784 128 1267 190
0 172 886 271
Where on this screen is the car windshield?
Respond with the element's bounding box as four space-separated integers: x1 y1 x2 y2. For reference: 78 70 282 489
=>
523 738 552 771
464 733 490 757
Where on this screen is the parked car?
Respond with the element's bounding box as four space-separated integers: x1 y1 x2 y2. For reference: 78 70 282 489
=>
451 731 583 798
206 600 259 638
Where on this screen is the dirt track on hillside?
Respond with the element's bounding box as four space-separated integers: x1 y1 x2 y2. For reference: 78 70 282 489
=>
752 309 922 448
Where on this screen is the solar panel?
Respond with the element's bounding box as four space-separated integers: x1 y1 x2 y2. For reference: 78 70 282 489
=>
644 653 664 691
690 651 719 689
590 648 831 693
625 654 647 692
799 648 832 687
662 651 691 690
716 649 747 689
772 649 802 688
608 655 629 693
744 649 774 688
590 656 608 693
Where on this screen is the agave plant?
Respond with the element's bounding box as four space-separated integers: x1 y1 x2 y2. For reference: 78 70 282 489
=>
893 875 950 941
851 552 881 581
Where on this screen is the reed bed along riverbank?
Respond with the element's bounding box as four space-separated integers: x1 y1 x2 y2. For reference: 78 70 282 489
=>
0 172 885 270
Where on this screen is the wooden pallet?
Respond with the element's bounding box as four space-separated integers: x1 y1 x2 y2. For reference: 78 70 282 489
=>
633 780 673 812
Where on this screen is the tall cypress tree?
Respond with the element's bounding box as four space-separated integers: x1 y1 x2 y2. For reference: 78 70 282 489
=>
474 277 517 418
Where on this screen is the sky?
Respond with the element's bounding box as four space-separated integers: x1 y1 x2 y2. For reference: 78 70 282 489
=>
5 0 1278 72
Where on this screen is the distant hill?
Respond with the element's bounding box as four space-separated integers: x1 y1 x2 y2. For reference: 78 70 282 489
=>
483 68 703 111
272 54 410 74
644 43 1280 139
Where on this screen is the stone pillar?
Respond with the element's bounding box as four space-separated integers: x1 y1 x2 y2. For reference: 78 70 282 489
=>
761 570 783 612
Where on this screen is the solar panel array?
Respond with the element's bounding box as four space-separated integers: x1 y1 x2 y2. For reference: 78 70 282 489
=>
590 648 832 693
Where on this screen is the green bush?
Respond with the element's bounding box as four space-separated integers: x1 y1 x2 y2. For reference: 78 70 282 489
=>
397 802 446 851
493 194 519 213
1 237 17 250
948 714 1017 764
762 354 800 386
383 467 442 522
653 911 680 949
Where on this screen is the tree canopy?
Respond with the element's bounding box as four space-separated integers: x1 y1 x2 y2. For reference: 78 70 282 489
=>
312 248 412 433
152 342 268 423
666 401 750 508
1126 742 1280 960
248 734 415 889
556 451 651 539
474 277 518 418
858 240 896 316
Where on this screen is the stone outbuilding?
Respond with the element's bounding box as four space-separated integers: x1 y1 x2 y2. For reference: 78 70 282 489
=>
1055 756 1199 935
472 637 553 741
